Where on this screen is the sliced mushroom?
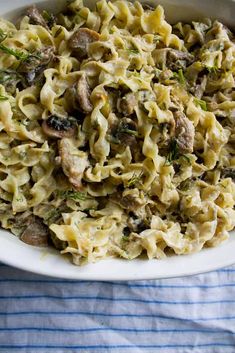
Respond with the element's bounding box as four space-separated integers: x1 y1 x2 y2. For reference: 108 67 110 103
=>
42 115 77 138
117 92 137 116
174 111 195 153
18 46 54 85
68 28 100 59
76 74 93 114
26 5 49 30
20 216 49 247
59 138 89 190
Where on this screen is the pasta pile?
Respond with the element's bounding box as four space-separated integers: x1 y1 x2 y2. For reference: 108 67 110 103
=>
0 0 235 265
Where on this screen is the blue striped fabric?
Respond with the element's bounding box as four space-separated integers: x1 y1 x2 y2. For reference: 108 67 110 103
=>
0 263 235 352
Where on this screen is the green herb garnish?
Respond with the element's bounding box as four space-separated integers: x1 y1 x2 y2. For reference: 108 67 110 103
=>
173 68 186 85
0 44 40 62
205 65 219 74
194 98 207 111
166 139 179 163
118 127 138 136
126 48 139 55
42 10 53 22
57 190 87 201
127 172 143 188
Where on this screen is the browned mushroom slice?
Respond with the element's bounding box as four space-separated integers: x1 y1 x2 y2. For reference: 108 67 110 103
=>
68 28 100 59
59 138 89 190
174 111 195 153
42 115 77 138
76 74 93 114
20 216 49 247
117 92 137 116
26 5 49 30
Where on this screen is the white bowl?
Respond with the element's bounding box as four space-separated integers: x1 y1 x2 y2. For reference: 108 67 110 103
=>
1 0 235 280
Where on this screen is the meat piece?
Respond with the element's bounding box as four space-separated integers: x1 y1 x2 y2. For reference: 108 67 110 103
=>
42 115 77 138
68 28 100 59
174 111 195 153
167 49 194 70
18 46 54 85
76 74 93 114
26 5 49 30
221 168 235 181
58 138 89 190
153 48 194 71
20 216 49 247
117 92 137 116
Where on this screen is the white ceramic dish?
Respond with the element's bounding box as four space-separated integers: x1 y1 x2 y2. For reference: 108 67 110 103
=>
0 0 235 280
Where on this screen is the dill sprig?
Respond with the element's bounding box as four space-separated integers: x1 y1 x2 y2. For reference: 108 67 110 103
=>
205 65 219 74
0 43 41 62
127 172 143 188
118 127 138 136
166 139 179 164
173 68 186 85
57 190 88 201
194 98 207 111
126 48 139 54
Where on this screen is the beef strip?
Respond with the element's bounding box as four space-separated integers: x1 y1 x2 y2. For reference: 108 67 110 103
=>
174 111 195 153
76 74 93 114
58 138 89 190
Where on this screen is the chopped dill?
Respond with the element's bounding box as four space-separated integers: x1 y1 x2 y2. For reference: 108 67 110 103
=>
205 65 219 74
127 172 143 188
57 190 88 201
118 127 138 136
173 69 186 85
126 48 139 55
0 44 41 62
166 139 179 164
194 98 207 111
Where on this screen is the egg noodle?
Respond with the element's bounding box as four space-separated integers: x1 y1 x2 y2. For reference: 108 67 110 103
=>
0 0 234 265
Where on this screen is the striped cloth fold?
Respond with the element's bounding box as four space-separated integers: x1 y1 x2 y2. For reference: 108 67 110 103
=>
0 263 235 352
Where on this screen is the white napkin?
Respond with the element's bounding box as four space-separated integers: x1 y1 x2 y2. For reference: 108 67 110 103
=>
0 263 234 352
